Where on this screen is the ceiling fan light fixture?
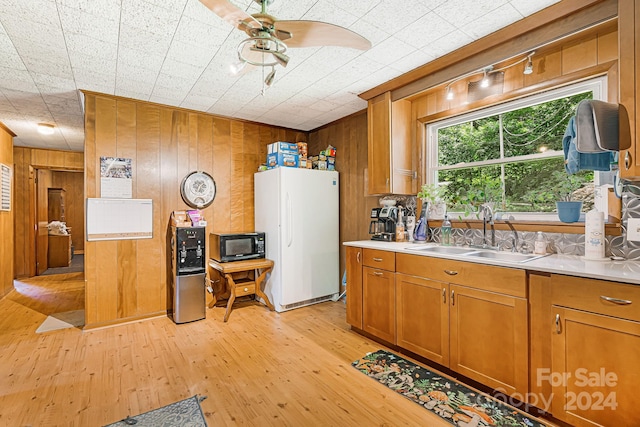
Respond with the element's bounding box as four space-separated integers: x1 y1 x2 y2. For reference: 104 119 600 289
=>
265 67 276 87
37 123 55 135
230 60 246 75
273 51 289 67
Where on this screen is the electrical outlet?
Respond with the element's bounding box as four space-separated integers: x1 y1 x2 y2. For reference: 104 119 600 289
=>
627 218 640 242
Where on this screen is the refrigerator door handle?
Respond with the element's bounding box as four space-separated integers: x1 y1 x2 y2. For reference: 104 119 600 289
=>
286 192 293 247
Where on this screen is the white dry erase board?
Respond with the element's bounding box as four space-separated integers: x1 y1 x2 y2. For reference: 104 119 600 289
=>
86 198 153 241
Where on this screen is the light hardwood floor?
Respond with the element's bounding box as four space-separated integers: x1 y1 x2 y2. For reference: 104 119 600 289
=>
0 274 534 427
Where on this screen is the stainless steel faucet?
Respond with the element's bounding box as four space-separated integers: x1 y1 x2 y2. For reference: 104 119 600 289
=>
481 204 495 248
511 229 519 253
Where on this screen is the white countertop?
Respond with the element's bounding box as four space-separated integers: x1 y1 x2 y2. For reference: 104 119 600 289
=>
344 240 640 285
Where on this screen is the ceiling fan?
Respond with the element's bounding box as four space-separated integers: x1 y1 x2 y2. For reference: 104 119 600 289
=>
199 0 372 89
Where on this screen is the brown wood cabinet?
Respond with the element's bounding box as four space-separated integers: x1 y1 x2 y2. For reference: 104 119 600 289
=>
550 274 640 426
367 92 416 195
396 273 449 365
395 252 528 396
48 234 71 268
449 284 528 396
619 0 640 179
361 248 396 343
345 246 363 329
47 188 66 222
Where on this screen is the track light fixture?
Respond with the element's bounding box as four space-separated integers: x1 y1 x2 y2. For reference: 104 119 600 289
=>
441 51 535 102
480 69 491 88
523 54 534 75
445 86 454 101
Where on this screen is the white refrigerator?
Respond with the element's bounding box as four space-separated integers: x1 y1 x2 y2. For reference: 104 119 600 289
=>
254 167 339 312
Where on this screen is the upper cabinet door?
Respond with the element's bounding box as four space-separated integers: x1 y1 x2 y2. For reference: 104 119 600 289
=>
619 0 640 179
367 92 417 195
368 92 392 195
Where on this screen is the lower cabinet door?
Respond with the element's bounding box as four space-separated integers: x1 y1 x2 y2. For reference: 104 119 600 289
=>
551 307 640 426
346 246 363 328
362 266 395 344
449 284 528 397
396 273 449 366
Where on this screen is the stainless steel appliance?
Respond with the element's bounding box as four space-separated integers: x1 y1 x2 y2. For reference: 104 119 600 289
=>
369 208 384 237
170 226 206 324
209 232 265 262
371 206 398 241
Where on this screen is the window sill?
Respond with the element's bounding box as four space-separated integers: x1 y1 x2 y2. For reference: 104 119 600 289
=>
428 218 621 236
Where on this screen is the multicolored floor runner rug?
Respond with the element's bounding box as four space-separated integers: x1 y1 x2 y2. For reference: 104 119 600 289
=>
353 350 545 427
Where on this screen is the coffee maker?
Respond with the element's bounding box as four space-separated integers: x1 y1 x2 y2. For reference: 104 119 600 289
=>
369 202 398 241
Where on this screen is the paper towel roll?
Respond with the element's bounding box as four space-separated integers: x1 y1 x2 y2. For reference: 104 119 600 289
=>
584 209 605 259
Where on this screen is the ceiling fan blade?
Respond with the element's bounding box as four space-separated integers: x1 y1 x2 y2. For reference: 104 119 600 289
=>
199 0 262 31
273 20 371 50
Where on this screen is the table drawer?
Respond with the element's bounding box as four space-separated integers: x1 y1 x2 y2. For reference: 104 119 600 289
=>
363 248 395 271
551 274 640 322
235 282 256 297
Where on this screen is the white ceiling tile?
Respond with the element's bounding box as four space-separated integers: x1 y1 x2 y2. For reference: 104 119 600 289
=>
173 14 231 49
392 50 436 74
117 46 165 71
115 88 151 101
140 0 188 14
510 0 560 16
165 40 217 68
433 0 510 27
394 12 456 49
463 4 522 40
362 0 432 34
58 5 120 45
0 0 60 28
421 30 475 59
66 33 118 61
118 23 173 56
56 0 122 21
121 1 181 36
300 2 359 28
21 56 72 79
362 36 417 65
325 0 381 17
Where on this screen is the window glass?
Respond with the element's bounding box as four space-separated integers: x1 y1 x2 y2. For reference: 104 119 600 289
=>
428 78 606 217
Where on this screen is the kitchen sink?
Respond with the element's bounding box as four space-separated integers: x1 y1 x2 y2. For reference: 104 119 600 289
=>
464 251 547 263
405 245 477 255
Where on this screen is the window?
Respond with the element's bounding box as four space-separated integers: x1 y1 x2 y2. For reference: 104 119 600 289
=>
426 77 608 219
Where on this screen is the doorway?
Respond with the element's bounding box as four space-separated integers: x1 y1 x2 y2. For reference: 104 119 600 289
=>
34 168 84 276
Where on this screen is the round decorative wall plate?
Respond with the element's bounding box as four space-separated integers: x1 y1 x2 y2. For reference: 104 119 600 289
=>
180 171 216 208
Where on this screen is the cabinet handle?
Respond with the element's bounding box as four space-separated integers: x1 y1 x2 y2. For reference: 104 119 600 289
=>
600 295 632 305
444 270 458 276
373 257 383 262
357 251 361 263
555 314 561 334
373 272 383 277
451 290 455 306
442 288 446 304
625 151 632 170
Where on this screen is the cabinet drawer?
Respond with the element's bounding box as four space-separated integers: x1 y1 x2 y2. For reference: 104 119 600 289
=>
551 274 640 322
363 248 395 271
396 253 526 298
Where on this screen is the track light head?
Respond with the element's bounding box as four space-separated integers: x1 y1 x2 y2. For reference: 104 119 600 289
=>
523 56 534 75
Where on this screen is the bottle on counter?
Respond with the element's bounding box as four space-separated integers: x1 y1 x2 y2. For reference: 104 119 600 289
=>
441 214 452 246
395 208 406 242
534 231 547 255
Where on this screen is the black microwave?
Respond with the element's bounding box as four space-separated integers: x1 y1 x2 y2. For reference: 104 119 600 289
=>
209 232 266 262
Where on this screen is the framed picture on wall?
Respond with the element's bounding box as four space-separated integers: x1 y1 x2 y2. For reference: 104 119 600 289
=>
1 163 10 211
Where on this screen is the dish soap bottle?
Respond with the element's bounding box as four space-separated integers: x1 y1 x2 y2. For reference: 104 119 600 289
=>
441 214 452 246
534 232 547 255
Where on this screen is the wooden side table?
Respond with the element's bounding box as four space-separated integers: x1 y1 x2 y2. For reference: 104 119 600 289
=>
207 258 275 322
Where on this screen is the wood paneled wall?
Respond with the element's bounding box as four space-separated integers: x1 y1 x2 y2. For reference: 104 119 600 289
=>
83 92 307 328
51 171 84 252
13 147 84 278
308 111 378 283
0 123 15 299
